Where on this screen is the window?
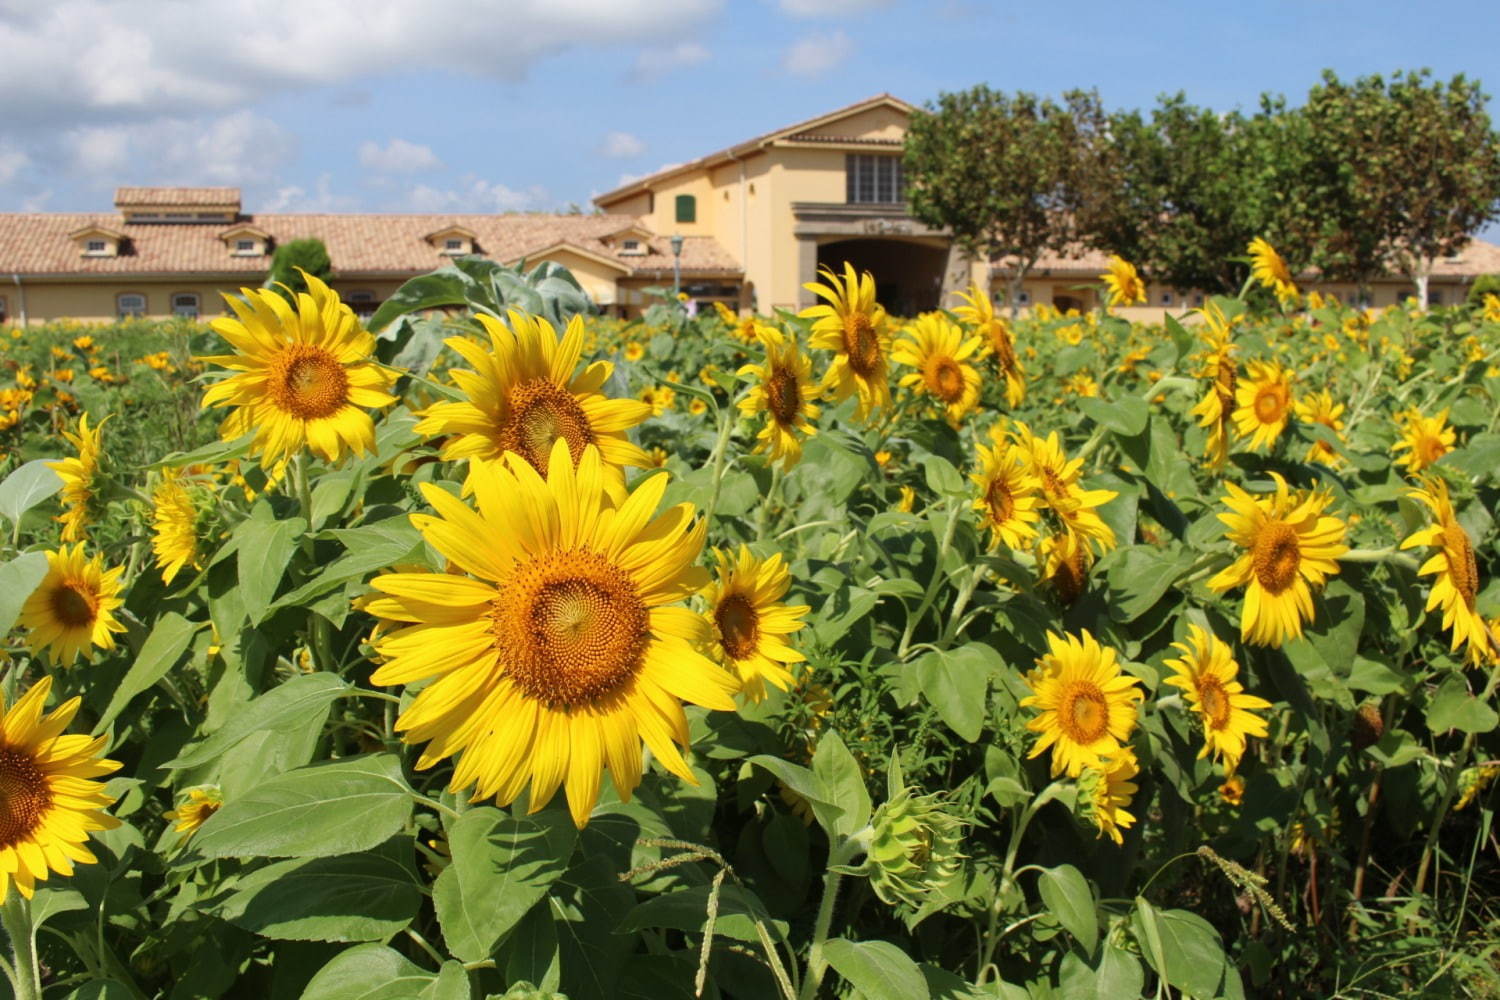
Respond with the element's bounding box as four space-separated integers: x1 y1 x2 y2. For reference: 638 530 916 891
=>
1160 291 1174 306
845 154 906 204
674 195 696 224
346 290 377 319
1427 289 1443 306
1192 293 1205 306
620 239 644 256
444 238 464 253
85 239 107 254
172 293 200 319
1016 290 1031 306
117 293 146 318
234 238 257 255
0 296 7 324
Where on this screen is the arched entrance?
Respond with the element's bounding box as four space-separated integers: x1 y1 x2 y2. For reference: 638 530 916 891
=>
816 238 946 317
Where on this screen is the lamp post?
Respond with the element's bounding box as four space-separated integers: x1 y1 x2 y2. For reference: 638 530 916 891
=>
670 233 684 299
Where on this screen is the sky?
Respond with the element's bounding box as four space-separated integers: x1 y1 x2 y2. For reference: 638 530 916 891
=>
2 0 1499 226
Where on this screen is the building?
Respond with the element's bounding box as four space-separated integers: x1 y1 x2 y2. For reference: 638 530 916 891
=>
3 94 1498 326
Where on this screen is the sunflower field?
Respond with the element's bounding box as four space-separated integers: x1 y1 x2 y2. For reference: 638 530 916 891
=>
0 247 1498 1000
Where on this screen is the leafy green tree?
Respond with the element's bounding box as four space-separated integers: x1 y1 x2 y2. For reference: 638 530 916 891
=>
265 237 333 301
1468 273 1500 305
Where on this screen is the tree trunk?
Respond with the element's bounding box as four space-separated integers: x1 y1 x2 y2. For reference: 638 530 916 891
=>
1413 264 1430 313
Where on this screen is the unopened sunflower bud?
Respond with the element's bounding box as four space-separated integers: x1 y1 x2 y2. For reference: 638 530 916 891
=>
1351 704 1384 752
858 786 965 908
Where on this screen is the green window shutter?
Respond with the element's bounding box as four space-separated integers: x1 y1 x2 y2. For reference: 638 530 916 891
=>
675 194 696 224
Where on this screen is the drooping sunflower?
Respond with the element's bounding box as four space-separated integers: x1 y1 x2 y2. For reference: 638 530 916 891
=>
47 413 105 542
970 437 1042 551
1208 473 1349 647
199 272 396 465
1400 477 1493 664
737 325 820 470
892 313 983 426
151 470 204 584
1100 255 1147 309
164 786 224 838
1021 630 1143 777
1081 749 1139 846
1294 390 1347 467
416 311 652 491
1392 408 1456 475
1037 530 1092 605
1232 359 1294 453
0 675 121 900
19 544 126 664
801 263 891 421
1162 625 1271 772
702 546 810 703
953 284 1025 408
1247 237 1298 305
365 439 740 828
1010 421 1117 555
1189 312 1237 469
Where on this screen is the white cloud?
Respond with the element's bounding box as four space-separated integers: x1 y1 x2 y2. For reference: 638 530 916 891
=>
64 111 298 185
402 176 548 213
781 30 852 78
358 138 442 173
599 131 646 159
261 173 359 212
628 41 710 81
0 145 31 185
778 0 890 15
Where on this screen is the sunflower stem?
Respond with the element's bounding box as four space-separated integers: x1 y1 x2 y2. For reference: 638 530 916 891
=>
755 463 783 540
1 893 40 1000
797 835 863 1000
1337 547 1418 570
291 454 335 672
896 500 962 659
702 404 737 525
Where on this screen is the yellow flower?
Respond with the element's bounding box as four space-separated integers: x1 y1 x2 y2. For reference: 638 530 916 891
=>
1061 373 1098 398
72 335 96 352
365 439 739 828
646 446 669 468
874 449 893 469
713 301 758 343
801 263 891 421
1219 775 1245 806
970 438 1042 551
703 546 810 702
1038 530 1092 606
898 485 916 513
151 470 203 584
737 325 820 470
1021 630 1142 777
688 398 707 416
0 676 121 900
623 340 645 362
1208 473 1349 647
200 272 397 465
1163 625 1271 772
1011 421 1117 555
1247 237 1298 305
1392 408 1455 475
164 787 224 837
1055 323 1084 346
19 544 126 663
892 313 983 426
953 284 1024 407
639 384 676 416
1100 256 1146 308
1189 316 1238 469
1082 749 1138 845
1481 293 1500 324
1400 477 1493 664
415 310 651 491
1294 390 1347 466
1232 359 1293 452
47 413 105 542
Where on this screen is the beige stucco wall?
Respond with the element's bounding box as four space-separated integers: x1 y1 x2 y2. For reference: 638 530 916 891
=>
2 278 413 326
517 249 624 308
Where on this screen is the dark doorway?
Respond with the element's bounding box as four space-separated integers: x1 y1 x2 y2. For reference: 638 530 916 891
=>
816 238 946 317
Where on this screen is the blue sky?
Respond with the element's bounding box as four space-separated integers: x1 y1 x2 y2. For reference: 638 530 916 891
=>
2 0 1498 229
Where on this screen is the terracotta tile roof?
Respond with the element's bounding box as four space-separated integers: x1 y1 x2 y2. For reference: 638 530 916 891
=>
0 212 741 279
114 187 241 207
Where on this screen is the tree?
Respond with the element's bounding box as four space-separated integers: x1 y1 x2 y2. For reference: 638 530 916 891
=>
266 238 333 301
905 86 1105 316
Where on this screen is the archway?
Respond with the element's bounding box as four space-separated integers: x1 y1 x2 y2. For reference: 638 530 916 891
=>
816 238 946 318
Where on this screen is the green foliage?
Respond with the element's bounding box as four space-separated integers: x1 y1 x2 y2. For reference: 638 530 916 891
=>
266 238 333 300
1469 273 1500 305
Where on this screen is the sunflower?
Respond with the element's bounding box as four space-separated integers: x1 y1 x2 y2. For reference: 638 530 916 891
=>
639 384 676 416
801 263 891 421
970 437 1042 551
1392 408 1455 474
953 284 1025 408
0 676 121 900
702 546 810 703
1010 421 1117 554
1189 314 1238 468
164 786 223 837
1247 237 1298 305
47 413 105 542
1081 749 1138 846
1022 631 1142 777
1294 390 1347 466
713 301 758 343
199 273 396 464
365 439 739 828
151 470 203 584
897 485 916 513
1038 530 1091 605
737 325 820 470
892 313 983 426
1400 477 1493 664
415 311 652 491
1232 359 1294 453
1219 775 1246 806
1163 625 1271 772
1208 473 1349 647
19 544 126 664
1101 256 1147 308
623 341 645 363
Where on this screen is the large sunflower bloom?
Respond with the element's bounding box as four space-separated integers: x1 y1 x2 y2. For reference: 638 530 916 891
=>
1100 256 1147 309
200 272 397 464
1011 421 1117 555
801 263 891 421
953 285 1025 408
151 470 203 584
1082 749 1138 846
1392 408 1455 475
1232 359 1293 453
365 439 739 828
18 544 126 664
892 313 983 426
702 546 810 703
1163 625 1271 772
970 437 1042 551
1294 390 1347 467
1208 473 1349 647
1021 630 1142 777
1400 477 1493 664
1247 237 1298 305
737 325 820 470
47 413 105 542
417 311 651 491
0 676 121 900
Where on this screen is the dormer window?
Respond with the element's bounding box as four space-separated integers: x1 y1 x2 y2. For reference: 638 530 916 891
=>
219 225 269 257
235 239 256 254
620 239 645 256
71 226 124 258
426 225 477 256
444 238 463 253
86 240 107 255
